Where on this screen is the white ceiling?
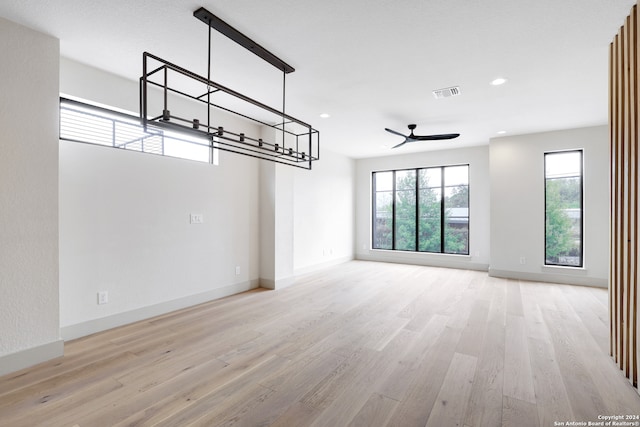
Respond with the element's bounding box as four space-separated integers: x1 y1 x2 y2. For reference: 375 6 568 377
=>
0 0 635 158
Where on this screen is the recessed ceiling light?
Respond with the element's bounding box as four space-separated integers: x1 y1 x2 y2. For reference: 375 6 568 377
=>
490 77 508 86
319 113 331 119
497 130 507 134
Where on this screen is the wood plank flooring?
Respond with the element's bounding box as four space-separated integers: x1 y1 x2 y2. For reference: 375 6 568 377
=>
1 261 639 426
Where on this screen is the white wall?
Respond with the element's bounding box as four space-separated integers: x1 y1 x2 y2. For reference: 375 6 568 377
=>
354 128 608 287
60 57 139 114
59 59 261 339
0 17 62 374
59 143 260 336
59 58 355 337
293 149 356 274
258 159 295 290
259 161 277 285
489 126 609 287
355 146 491 271
260 141 355 286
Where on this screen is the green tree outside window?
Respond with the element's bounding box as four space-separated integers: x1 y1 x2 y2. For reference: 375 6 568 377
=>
372 165 469 254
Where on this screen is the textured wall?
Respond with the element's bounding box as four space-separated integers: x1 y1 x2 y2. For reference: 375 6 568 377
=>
0 17 60 357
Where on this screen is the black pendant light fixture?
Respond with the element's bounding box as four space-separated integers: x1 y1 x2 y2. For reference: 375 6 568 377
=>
139 7 319 169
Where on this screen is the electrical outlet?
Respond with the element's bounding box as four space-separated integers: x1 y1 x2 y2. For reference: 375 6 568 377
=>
97 291 108 305
519 256 526 265
190 213 204 224
235 266 240 275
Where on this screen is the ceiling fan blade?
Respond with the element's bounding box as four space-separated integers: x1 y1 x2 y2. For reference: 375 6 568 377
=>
391 139 410 149
414 133 460 141
385 128 408 138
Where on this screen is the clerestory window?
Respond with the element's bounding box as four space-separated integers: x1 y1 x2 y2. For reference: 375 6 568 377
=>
59 97 218 164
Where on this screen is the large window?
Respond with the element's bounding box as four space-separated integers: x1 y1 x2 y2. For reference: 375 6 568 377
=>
372 165 469 254
544 150 583 267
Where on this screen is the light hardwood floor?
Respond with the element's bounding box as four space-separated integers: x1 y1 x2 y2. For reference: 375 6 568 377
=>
1 261 639 426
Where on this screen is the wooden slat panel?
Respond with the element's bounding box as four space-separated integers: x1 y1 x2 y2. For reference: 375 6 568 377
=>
611 35 618 361
628 7 638 388
617 24 626 369
615 28 621 366
610 4 640 391
616 20 628 370
623 16 631 377
613 29 619 366
636 5 640 390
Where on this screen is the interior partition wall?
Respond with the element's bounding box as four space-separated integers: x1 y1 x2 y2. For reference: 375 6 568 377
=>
610 4 640 390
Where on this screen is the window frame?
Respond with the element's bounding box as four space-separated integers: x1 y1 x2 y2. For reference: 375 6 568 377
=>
59 97 217 165
371 164 469 255
544 149 584 268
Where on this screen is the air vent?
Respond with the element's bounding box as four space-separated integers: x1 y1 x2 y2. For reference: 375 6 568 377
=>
432 86 461 99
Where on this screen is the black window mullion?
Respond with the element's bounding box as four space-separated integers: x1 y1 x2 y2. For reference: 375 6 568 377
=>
415 168 420 251
371 172 377 249
579 151 584 267
392 170 397 250
544 156 549 262
440 166 446 253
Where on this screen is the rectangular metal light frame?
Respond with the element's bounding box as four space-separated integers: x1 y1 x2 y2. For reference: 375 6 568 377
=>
140 52 319 170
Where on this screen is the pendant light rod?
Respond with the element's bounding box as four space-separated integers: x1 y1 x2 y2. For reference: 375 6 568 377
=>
282 71 286 146
194 7 295 74
207 24 212 130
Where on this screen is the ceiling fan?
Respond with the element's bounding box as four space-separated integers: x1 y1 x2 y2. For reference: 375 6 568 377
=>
384 124 460 149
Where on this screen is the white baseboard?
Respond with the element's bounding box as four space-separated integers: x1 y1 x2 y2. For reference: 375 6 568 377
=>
356 252 489 272
259 278 275 290
488 268 607 288
0 339 64 377
293 256 354 277
259 276 294 290
61 279 260 341
258 256 354 290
